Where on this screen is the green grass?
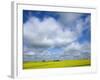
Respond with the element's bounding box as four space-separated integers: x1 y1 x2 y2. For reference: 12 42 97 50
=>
23 59 91 69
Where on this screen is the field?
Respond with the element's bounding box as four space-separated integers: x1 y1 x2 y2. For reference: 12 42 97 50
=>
23 59 90 69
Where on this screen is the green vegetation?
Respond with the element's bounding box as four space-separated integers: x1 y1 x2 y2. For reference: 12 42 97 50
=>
23 59 90 69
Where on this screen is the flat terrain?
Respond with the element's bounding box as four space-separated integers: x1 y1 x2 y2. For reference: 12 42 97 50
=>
23 59 90 69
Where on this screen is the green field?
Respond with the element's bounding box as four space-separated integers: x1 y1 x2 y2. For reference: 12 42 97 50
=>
23 59 90 69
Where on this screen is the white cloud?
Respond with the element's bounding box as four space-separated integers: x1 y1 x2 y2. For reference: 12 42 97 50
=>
63 41 90 59
64 41 90 52
58 13 82 23
24 17 78 49
24 51 35 56
58 13 90 37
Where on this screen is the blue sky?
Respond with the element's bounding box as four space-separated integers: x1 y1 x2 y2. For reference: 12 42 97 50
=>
23 10 91 61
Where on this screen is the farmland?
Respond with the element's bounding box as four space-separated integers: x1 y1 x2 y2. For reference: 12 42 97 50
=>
23 59 90 69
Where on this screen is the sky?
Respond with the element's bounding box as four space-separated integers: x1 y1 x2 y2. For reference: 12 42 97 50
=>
23 10 91 61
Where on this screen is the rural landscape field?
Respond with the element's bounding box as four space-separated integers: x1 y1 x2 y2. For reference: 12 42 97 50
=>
23 10 91 69
23 59 90 69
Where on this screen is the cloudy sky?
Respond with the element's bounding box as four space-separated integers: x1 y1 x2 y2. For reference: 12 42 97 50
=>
23 10 91 61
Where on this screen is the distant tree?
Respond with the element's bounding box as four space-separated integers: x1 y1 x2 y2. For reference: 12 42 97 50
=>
42 60 46 62
54 60 60 62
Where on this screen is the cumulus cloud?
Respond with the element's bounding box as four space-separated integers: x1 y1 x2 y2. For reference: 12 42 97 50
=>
24 17 78 48
58 13 82 24
62 41 90 59
24 51 35 56
23 11 91 61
